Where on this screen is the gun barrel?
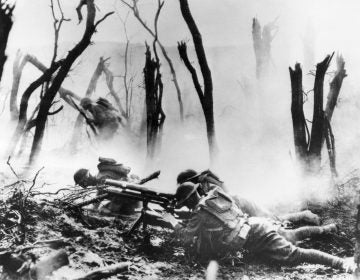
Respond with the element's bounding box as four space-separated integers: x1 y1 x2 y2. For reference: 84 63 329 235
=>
105 187 170 207
104 179 174 199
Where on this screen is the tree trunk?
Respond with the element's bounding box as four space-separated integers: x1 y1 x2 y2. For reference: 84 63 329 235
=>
178 0 218 163
289 63 307 162
121 1 184 121
144 45 165 160
325 54 346 122
308 54 333 171
252 17 277 79
0 1 13 83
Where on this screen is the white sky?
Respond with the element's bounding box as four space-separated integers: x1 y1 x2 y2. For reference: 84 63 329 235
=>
5 0 308 48
7 0 360 62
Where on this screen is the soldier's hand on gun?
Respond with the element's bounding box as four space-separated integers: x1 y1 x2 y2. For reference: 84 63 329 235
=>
162 213 179 229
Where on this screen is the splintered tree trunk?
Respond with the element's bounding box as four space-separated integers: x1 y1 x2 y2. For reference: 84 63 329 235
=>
29 0 113 164
0 1 13 83
325 54 347 122
178 0 218 163
308 54 333 172
323 54 346 176
289 53 343 175
144 45 165 159
252 17 277 79
289 63 307 162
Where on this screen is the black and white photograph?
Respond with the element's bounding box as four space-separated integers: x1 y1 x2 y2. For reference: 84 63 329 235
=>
0 0 359 279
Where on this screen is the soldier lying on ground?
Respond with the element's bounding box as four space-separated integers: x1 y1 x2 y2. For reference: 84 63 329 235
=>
80 97 124 140
162 182 355 272
176 169 320 225
73 157 141 214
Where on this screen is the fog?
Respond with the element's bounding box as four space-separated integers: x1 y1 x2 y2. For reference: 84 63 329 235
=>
1 0 360 211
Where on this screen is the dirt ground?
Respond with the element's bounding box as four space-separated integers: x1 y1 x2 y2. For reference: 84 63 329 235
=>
0 172 358 280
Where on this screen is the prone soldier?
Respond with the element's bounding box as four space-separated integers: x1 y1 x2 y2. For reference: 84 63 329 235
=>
73 157 141 214
162 182 355 272
80 97 124 140
176 169 320 225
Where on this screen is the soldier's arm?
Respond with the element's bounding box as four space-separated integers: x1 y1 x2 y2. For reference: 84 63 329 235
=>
173 212 204 246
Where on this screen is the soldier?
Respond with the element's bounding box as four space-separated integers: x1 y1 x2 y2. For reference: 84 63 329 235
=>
176 169 320 225
80 97 124 140
73 157 141 214
162 182 354 272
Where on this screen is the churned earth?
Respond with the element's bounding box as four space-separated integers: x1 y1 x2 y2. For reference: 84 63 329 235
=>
0 171 358 280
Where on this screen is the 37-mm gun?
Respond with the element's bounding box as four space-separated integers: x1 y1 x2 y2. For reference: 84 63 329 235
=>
70 177 189 235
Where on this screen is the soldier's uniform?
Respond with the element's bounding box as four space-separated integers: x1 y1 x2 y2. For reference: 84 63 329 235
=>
178 169 317 223
179 169 276 219
95 158 141 214
81 97 122 140
174 187 346 269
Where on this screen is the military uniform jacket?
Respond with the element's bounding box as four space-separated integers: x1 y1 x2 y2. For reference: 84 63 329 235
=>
175 188 250 257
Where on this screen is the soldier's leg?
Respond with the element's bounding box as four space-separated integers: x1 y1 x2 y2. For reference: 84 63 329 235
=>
256 231 348 270
278 210 320 225
277 224 338 244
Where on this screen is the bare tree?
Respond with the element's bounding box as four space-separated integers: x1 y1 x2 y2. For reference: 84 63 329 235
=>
289 63 307 162
0 0 13 83
144 44 165 160
6 0 83 160
120 0 184 121
177 0 218 163
5 54 82 159
7 62 63 159
252 17 278 79
289 53 345 175
28 0 113 164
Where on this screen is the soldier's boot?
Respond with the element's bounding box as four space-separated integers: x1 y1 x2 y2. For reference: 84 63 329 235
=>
278 223 338 244
292 248 354 273
279 210 320 225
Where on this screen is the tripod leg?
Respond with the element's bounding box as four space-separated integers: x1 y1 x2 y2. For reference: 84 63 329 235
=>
126 213 144 236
